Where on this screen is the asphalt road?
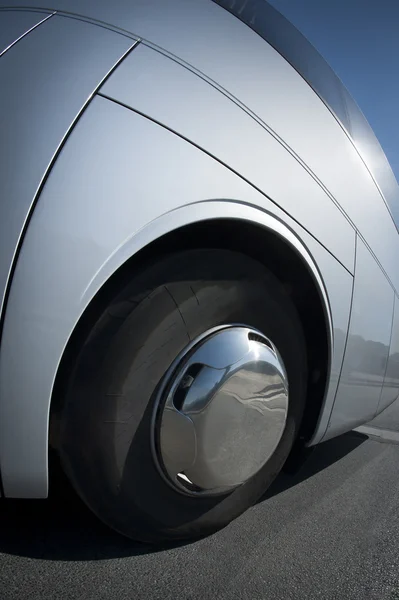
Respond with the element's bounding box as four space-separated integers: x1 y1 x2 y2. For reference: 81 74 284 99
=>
1 401 399 600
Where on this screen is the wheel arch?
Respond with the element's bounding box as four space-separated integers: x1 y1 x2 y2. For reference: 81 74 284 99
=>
50 205 333 453
0 199 336 498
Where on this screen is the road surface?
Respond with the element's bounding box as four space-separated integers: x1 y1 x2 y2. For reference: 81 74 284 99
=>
1 400 399 600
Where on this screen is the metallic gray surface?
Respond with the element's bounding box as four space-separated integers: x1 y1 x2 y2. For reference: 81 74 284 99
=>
156 327 288 493
1 1 398 292
0 9 50 55
323 238 395 441
0 14 133 318
212 0 399 229
341 87 399 229
101 43 354 272
307 249 353 446
0 97 338 497
0 1 397 499
377 295 399 414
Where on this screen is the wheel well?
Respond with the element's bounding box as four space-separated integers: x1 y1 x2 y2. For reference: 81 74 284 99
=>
50 219 330 447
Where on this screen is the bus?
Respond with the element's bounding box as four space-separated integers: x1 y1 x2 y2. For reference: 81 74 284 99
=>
0 0 398 542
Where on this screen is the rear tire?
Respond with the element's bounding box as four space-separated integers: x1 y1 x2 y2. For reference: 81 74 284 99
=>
59 249 307 543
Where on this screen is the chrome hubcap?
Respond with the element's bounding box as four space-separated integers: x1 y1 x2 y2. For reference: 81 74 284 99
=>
152 326 289 495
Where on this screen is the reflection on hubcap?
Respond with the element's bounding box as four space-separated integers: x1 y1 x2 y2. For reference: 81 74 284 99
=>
152 326 289 496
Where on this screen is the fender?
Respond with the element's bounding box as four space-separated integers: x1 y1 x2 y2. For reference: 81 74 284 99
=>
0 103 353 497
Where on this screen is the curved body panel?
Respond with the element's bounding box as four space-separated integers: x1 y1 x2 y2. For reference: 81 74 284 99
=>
213 0 399 226
0 9 51 55
324 238 395 440
0 1 397 498
378 296 399 414
99 43 354 272
1 1 398 287
0 12 134 315
0 98 351 496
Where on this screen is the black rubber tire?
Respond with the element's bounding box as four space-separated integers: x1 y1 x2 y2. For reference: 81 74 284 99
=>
59 249 307 543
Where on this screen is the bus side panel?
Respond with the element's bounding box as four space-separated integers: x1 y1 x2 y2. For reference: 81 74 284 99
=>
377 295 399 414
323 237 394 441
0 98 353 496
101 43 354 272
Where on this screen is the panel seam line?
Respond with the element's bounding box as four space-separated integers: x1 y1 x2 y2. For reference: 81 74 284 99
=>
97 91 355 278
0 10 55 58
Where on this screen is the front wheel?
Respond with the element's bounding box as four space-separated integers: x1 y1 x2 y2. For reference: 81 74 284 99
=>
59 249 307 543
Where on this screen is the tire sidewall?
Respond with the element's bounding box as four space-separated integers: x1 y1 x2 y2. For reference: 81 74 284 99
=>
60 249 307 542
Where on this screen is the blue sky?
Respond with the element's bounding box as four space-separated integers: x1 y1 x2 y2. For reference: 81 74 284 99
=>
268 0 399 181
